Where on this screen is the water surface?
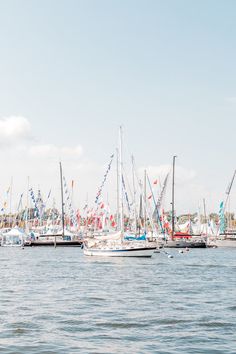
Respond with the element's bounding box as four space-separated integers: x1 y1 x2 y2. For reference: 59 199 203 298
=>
0 247 235 353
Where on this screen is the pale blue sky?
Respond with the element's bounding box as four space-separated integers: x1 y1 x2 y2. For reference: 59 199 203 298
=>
0 0 236 212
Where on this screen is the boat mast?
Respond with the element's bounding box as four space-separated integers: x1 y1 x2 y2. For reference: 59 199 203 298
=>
171 156 177 239
224 170 236 213
116 147 120 230
119 126 124 234
25 176 29 231
203 198 207 235
131 155 137 234
9 176 13 228
60 162 65 237
144 169 147 233
224 169 236 231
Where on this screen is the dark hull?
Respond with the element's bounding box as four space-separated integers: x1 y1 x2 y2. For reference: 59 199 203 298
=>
24 241 82 247
164 242 206 249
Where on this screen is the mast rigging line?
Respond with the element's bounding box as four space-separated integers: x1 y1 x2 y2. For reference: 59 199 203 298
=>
146 173 165 235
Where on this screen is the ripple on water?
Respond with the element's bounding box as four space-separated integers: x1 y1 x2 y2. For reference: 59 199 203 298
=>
0 247 236 353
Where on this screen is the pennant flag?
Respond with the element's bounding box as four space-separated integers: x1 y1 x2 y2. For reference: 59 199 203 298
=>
95 153 114 204
219 201 225 234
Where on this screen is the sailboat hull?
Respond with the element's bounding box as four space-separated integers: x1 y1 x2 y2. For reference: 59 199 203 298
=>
84 246 156 257
24 240 82 247
214 239 236 247
163 239 206 248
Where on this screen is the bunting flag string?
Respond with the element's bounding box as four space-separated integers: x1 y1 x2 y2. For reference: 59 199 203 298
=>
122 174 131 212
17 193 24 212
63 176 78 227
29 188 39 217
219 201 225 234
155 173 169 212
95 153 114 204
47 190 51 200
0 187 12 212
36 189 46 218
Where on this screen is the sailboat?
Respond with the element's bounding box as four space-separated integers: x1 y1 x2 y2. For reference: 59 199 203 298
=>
164 156 206 248
83 127 156 257
24 163 82 247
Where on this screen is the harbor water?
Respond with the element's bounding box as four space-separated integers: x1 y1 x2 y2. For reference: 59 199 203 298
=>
0 247 235 353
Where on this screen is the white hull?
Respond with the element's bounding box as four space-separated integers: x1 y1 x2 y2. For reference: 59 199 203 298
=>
214 239 236 248
1 243 23 247
84 246 156 257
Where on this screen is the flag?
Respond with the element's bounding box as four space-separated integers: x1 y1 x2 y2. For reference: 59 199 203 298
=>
153 179 158 185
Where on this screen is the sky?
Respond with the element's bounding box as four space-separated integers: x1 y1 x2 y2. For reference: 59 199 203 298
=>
0 0 236 214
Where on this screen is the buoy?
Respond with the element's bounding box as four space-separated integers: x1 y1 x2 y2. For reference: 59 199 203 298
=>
179 250 184 254
168 255 173 258
186 247 189 252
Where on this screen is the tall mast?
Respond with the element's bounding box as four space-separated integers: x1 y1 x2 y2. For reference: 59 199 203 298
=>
9 176 13 227
60 162 65 237
171 156 177 239
138 180 143 235
131 155 137 234
25 176 30 231
203 198 207 235
144 169 147 233
119 126 124 233
224 170 236 213
116 147 120 230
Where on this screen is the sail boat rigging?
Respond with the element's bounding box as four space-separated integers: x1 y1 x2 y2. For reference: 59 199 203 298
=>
164 156 206 248
83 126 156 257
23 162 82 247
214 170 236 247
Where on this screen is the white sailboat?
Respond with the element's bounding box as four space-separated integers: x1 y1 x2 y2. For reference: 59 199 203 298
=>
83 127 156 257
